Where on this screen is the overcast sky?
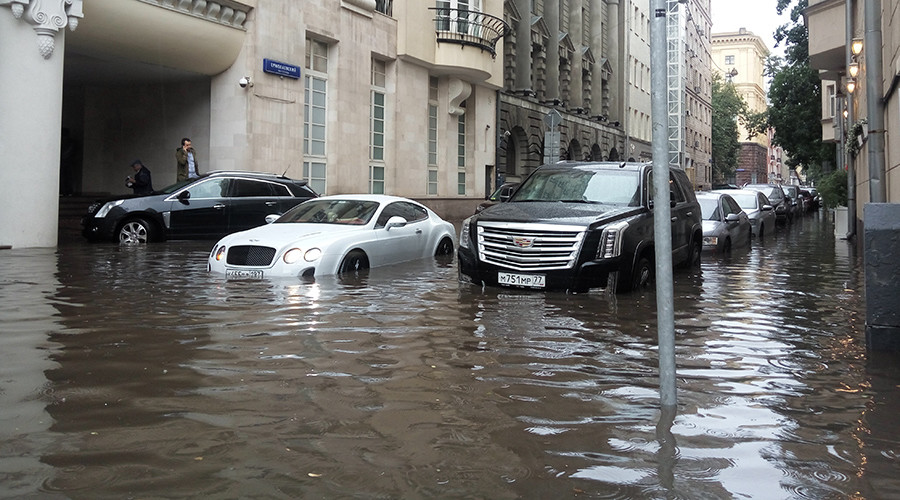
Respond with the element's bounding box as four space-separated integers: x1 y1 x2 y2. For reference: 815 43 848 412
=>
709 0 789 57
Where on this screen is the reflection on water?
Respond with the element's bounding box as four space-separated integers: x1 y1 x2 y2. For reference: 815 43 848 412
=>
1 212 898 498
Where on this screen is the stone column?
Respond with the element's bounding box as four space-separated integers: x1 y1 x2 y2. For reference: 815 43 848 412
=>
607 0 621 122
568 0 583 109
514 0 532 92
0 1 83 249
590 0 605 114
545 0 560 100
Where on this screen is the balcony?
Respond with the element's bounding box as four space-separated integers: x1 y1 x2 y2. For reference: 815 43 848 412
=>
428 8 510 58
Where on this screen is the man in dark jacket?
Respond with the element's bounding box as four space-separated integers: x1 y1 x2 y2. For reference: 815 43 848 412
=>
126 160 154 195
175 137 200 181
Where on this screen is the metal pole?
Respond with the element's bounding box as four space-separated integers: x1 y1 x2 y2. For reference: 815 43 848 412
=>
865 0 886 203
845 0 856 238
651 0 676 408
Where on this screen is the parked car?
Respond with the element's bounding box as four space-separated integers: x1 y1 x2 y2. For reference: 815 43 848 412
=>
208 195 456 279
782 184 805 217
743 184 790 224
696 192 751 254
457 162 703 293
83 171 318 244
713 188 776 239
475 182 519 214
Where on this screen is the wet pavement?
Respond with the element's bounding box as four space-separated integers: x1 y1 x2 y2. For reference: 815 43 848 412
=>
2 211 899 498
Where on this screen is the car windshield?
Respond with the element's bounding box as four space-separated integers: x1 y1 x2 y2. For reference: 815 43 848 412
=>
728 192 759 210
276 199 379 225
513 168 641 206
698 197 721 220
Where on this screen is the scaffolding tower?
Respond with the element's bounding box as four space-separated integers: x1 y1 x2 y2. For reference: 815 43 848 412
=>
666 0 684 170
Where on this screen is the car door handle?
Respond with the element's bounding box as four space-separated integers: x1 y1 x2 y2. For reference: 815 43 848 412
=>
265 201 277 206
671 217 677 222
213 204 225 210
416 229 423 234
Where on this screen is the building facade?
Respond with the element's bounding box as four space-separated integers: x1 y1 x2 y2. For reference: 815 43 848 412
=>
710 28 777 186
2 0 712 249
806 0 899 223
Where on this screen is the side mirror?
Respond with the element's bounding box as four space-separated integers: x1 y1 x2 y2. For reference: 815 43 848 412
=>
265 214 280 224
725 213 741 222
385 215 408 229
177 191 190 202
762 204 774 211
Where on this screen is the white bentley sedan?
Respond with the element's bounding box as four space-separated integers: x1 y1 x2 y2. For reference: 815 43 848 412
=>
208 195 456 279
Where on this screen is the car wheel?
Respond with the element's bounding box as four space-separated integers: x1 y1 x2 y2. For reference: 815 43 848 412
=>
338 250 369 275
723 238 732 254
631 256 653 291
434 237 454 256
118 218 155 244
683 236 701 268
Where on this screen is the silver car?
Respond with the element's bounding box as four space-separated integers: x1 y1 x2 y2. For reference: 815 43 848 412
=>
697 192 752 253
712 189 776 239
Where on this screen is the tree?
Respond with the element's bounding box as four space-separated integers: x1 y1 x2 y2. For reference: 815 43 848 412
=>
752 0 835 181
711 73 746 181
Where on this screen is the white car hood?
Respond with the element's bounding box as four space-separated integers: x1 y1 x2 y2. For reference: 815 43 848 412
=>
221 223 363 248
701 220 720 232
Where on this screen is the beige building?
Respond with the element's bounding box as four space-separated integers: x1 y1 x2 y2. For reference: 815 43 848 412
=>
806 0 900 227
710 28 779 185
2 0 713 249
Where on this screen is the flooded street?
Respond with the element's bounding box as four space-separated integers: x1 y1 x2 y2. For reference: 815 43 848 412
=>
2 211 899 499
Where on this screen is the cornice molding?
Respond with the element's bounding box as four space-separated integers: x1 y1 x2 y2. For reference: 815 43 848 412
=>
137 0 250 30
1 0 84 59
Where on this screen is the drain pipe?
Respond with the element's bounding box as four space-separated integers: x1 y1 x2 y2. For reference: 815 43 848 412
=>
865 0 886 203
845 0 857 239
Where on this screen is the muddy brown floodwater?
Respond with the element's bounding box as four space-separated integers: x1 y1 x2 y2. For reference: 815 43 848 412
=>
1 211 899 499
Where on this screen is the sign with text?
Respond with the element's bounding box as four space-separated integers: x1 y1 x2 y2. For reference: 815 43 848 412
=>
263 59 301 79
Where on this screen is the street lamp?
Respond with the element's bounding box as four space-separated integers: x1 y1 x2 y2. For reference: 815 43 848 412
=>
851 38 864 56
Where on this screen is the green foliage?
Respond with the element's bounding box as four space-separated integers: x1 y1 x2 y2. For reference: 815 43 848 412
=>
817 169 848 208
711 73 746 180
762 0 833 174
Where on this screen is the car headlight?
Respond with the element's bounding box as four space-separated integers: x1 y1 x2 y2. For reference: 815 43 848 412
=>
703 236 718 246
459 217 472 248
597 220 629 259
94 199 124 218
283 248 303 264
304 248 322 262
214 245 226 262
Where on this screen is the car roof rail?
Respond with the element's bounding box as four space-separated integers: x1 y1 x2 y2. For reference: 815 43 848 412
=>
206 170 285 178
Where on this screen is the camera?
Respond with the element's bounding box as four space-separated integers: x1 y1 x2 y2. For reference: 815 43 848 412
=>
239 76 252 88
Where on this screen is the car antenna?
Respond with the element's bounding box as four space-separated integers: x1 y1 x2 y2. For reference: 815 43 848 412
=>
281 164 291 177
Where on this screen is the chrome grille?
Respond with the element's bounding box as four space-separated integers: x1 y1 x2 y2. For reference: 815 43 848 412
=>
227 245 276 266
477 222 585 271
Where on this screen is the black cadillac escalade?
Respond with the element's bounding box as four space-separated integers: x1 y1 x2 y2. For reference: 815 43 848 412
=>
457 162 702 293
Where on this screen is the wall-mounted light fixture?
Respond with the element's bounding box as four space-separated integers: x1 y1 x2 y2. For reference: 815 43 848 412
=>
851 38 864 56
848 61 860 78
846 78 857 94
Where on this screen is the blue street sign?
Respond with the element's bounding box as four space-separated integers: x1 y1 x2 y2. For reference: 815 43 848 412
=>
263 59 301 79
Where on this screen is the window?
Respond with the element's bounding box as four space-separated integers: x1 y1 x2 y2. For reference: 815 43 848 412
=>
826 83 836 118
376 201 427 227
304 38 328 192
370 165 385 194
188 178 229 199
724 55 735 65
231 179 287 197
427 77 439 195
457 112 466 195
303 162 327 195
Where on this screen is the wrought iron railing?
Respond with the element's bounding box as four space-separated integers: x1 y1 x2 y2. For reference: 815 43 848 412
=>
428 8 510 57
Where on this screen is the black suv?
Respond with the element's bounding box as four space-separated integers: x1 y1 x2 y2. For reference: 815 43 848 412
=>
82 171 318 244
457 162 702 293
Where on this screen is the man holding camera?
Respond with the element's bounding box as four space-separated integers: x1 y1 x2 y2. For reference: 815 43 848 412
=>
175 137 200 182
125 160 154 195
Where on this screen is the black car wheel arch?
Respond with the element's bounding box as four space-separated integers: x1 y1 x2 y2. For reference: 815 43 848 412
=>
339 250 369 275
435 237 454 256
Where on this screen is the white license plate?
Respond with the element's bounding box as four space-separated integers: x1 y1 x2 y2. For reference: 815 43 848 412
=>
226 269 264 279
498 272 546 288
